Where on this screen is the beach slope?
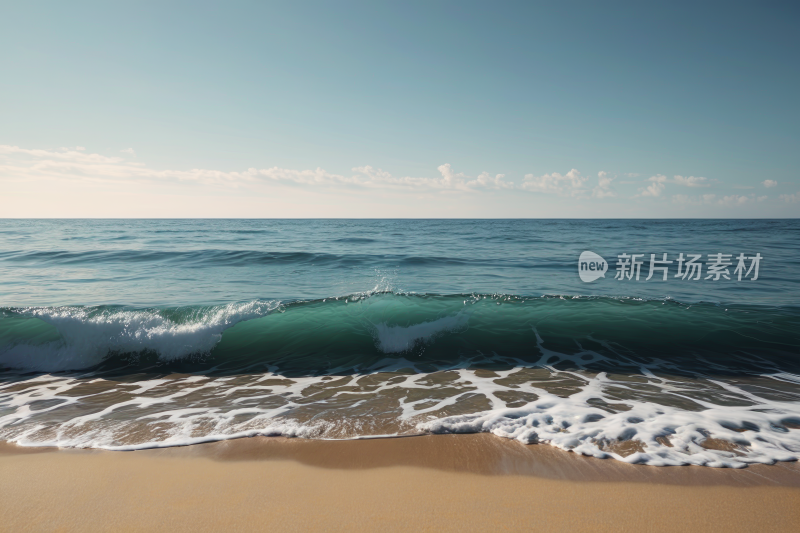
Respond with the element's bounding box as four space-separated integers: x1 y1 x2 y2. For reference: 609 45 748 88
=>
2 435 799 532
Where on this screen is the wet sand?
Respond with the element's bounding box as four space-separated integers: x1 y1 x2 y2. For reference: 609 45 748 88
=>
2 434 799 532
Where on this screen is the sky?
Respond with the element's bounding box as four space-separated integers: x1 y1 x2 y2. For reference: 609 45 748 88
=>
1 1 798 218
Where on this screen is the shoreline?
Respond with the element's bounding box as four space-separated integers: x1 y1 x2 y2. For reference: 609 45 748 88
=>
2 434 800 532
3 433 800 486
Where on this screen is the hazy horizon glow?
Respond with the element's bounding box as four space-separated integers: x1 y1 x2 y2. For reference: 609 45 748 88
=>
1 144 797 218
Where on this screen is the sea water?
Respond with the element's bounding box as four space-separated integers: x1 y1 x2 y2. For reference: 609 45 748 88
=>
0 219 798 467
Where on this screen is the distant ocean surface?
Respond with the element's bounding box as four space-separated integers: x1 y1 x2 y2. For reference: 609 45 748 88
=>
1 219 799 468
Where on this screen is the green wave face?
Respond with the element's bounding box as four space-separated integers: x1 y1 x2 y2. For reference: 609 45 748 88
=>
1 293 797 375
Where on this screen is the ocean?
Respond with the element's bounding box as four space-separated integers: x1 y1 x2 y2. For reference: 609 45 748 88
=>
1 219 798 468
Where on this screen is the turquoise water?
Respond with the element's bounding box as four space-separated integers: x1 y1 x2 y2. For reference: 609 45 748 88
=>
0 219 798 467
1 219 796 306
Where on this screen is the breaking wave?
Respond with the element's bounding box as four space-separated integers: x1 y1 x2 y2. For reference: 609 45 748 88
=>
1 292 799 468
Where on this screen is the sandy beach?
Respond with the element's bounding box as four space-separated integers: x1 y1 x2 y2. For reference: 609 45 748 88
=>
4 1 799 531
2 434 799 532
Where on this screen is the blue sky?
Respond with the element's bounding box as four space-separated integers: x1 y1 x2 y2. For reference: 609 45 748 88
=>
1 1 798 217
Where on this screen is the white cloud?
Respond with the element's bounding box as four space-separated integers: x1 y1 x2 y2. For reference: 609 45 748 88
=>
638 175 667 197
0 145 126 165
718 195 749 206
592 171 616 198
520 169 588 195
675 193 756 207
0 145 513 194
640 174 710 197
672 193 717 205
763 179 777 188
780 192 799 203
671 194 694 205
346 163 511 191
672 175 708 187
6 144 742 210
437 164 512 190
672 193 765 208
467 170 512 189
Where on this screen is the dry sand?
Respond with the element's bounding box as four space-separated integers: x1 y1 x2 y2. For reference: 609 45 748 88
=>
1 434 799 532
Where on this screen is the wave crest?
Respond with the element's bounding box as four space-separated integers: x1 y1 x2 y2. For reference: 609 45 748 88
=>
0 301 279 372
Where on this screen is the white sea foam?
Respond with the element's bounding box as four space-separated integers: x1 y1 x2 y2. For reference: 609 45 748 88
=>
372 313 469 353
1 317 799 467
0 301 279 372
417 370 800 468
2 358 798 467
0 372 339 450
